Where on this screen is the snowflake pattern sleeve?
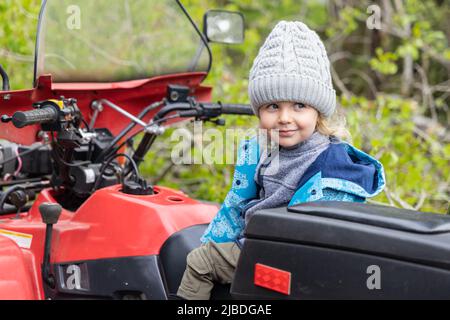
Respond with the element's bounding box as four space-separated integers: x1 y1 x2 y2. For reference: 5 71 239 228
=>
200 137 260 244
318 188 366 202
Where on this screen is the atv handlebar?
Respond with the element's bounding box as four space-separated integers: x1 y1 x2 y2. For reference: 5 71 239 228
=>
155 102 254 122
11 106 59 128
220 103 254 115
98 101 254 164
6 100 254 130
0 98 254 200
118 101 254 174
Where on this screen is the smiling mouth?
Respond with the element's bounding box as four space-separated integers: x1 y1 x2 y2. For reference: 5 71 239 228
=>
278 129 298 132
277 129 299 137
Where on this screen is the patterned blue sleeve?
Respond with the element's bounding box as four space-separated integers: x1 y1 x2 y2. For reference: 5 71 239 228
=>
317 188 366 203
200 137 260 243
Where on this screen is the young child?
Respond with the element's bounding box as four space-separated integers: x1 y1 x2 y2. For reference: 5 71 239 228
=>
177 21 386 300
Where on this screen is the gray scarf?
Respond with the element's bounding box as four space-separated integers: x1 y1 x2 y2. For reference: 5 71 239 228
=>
243 131 331 226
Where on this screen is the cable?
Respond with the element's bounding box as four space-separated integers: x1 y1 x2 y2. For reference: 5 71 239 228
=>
78 113 95 161
80 118 91 132
93 153 139 191
94 153 139 190
0 142 50 167
13 147 23 176
126 139 136 153
81 117 94 161
110 101 164 146
51 145 90 168
102 114 180 161
55 156 90 168
0 177 48 188
94 100 165 162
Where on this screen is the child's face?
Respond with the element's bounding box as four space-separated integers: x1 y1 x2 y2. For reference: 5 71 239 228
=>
259 101 319 148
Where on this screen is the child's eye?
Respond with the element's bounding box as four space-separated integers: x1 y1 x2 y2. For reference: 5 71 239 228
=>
293 103 306 110
265 103 278 110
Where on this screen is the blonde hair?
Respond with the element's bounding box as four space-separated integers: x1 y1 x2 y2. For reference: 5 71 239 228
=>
316 109 352 143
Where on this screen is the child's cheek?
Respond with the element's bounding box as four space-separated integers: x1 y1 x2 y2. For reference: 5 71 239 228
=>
258 115 273 130
297 117 317 132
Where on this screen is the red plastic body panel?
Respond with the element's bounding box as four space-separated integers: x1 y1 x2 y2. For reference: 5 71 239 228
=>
0 72 216 299
0 185 218 299
0 73 212 145
0 236 36 300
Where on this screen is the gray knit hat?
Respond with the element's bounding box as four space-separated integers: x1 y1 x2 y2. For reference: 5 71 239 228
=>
248 21 336 117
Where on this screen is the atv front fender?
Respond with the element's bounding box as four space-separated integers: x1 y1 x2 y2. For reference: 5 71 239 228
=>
0 235 36 300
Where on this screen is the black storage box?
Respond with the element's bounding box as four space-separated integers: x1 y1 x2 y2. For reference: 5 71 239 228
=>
231 202 450 299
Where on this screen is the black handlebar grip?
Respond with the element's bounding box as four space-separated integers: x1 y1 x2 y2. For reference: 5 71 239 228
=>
12 107 59 128
220 104 255 115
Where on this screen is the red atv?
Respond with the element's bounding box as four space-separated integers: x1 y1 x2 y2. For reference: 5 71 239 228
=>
1 0 450 300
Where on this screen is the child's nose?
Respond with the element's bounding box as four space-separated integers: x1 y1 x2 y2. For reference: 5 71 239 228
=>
278 108 292 123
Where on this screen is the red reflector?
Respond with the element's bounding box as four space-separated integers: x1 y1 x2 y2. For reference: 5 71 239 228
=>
254 263 291 295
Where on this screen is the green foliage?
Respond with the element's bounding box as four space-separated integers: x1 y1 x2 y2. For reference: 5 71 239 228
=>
325 6 364 37
0 1 40 89
370 48 399 75
342 95 448 213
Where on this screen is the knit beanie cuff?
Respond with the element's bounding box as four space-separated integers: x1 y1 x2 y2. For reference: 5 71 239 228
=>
249 74 336 118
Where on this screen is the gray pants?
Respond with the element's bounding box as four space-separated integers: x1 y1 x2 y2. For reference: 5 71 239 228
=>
177 241 241 300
